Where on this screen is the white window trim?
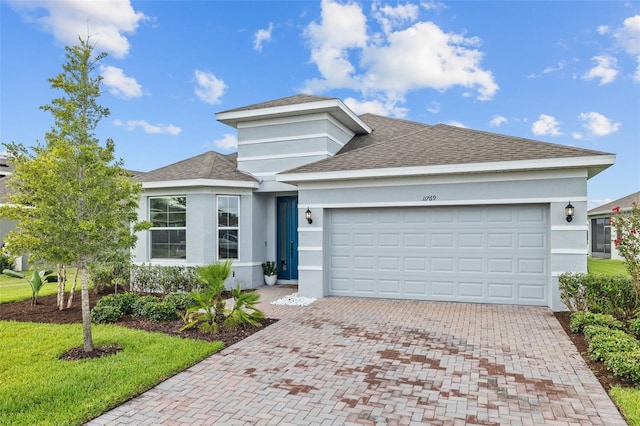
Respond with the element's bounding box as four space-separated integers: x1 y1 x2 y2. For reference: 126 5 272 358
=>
217 195 240 260
149 196 187 260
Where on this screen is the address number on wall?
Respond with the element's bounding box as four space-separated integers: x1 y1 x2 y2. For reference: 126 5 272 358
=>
422 195 437 201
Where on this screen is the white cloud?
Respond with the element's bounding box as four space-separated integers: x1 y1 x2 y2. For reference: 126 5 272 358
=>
343 97 408 118
615 14 640 56
7 0 146 58
100 65 142 99
579 112 621 136
113 119 181 135
426 101 440 114
532 114 562 136
194 70 226 104
635 58 640 83
582 55 619 85
253 22 273 52
543 60 566 74
208 133 238 151
446 120 466 128
302 0 498 108
372 2 419 35
489 115 507 127
572 132 583 140
597 25 609 35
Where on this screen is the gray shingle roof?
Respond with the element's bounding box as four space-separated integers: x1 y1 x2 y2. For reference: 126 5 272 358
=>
137 151 257 183
218 94 337 114
588 191 640 215
283 114 612 174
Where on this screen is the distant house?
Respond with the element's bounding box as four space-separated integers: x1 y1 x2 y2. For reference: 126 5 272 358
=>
0 158 28 270
588 191 640 260
131 95 615 311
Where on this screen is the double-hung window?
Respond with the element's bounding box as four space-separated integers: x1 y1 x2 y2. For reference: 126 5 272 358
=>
149 196 186 259
217 195 239 259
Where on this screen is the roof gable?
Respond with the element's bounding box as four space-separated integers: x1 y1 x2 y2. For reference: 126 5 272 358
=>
137 151 257 183
588 190 640 215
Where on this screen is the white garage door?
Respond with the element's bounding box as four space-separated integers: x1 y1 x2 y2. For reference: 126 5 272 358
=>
327 205 548 305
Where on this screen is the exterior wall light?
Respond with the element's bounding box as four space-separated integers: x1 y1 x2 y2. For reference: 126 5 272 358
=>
565 202 574 223
306 207 313 224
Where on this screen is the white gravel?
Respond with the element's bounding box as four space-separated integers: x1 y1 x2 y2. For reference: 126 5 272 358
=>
270 292 316 307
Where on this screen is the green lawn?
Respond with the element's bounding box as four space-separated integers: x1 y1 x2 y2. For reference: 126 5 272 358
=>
0 321 223 426
587 257 630 276
0 269 76 304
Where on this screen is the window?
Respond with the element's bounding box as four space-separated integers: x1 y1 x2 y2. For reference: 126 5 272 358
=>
591 217 611 258
218 195 239 259
149 196 186 259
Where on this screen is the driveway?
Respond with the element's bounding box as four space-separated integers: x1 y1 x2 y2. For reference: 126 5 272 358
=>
88 287 625 425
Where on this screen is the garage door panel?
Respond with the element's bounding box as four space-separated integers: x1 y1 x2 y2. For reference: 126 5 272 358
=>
327 205 548 305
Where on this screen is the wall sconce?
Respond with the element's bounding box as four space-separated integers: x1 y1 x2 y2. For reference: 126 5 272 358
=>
305 207 313 224
565 202 574 223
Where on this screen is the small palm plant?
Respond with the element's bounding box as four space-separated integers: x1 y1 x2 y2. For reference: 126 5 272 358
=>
3 268 57 306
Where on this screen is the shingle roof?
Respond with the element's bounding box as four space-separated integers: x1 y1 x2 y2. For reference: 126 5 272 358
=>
283 114 612 174
218 94 337 114
588 191 640 215
136 151 257 183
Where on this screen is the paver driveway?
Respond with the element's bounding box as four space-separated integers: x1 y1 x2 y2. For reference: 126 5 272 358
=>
89 287 626 425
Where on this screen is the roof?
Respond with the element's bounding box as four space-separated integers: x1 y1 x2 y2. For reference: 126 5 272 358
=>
588 190 640 215
136 151 258 183
217 94 336 114
281 114 613 175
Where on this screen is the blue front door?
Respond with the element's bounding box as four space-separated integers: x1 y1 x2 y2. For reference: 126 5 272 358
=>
277 196 298 280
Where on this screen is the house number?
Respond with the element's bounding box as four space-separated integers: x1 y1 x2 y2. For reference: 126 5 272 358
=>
422 195 437 201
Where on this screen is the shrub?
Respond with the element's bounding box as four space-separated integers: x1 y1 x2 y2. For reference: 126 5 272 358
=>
89 261 131 294
630 317 640 338
164 293 195 310
0 253 14 272
587 328 640 361
569 312 624 334
141 301 178 322
132 295 161 317
130 264 200 294
91 305 122 324
559 272 589 312
95 292 140 315
605 350 640 385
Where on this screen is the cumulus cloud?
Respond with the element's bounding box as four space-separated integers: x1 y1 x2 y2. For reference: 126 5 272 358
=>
343 97 408 117
532 114 562 136
579 112 620 136
302 0 498 114
207 133 238 151
615 14 640 56
489 115 507 127
113 119 181 135
100 65 142 99
7 0 146 58
253 22 273 52
426 101 440 114
582 55 619 85
194 70 226 104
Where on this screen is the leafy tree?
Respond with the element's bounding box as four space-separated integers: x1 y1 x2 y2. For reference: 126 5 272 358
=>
0 37 149 352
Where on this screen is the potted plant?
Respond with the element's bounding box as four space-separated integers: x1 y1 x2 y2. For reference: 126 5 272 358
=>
261 261 278 286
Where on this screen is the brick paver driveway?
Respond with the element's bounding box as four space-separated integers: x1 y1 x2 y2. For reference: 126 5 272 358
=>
89 287 625 425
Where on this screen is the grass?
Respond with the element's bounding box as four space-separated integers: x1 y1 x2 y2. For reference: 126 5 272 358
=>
0 321 223 426
587 257 630 276
586 257 638 424
611 386 640 426
0 269 76 304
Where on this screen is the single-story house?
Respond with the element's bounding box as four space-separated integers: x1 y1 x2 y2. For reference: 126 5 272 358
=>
0 159 29 270
588 190 640 260
131 94 615 311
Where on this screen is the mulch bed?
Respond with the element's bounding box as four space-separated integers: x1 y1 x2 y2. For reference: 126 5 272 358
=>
0 292 277 360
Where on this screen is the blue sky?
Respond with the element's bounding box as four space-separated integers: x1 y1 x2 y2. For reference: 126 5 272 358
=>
1 0 639 209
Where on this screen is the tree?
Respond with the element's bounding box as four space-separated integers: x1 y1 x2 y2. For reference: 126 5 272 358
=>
612 203 640 284
0 37 149 352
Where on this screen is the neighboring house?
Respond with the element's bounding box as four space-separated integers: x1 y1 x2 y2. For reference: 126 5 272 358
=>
588 191 640 260
132 94 615 311
0 158 28 270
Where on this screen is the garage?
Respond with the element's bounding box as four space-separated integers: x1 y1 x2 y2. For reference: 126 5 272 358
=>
327 204 549 305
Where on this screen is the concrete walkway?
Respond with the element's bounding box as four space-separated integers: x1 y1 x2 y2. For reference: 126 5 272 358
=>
88 286 625 425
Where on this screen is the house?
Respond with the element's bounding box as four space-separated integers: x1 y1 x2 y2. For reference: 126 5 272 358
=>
131 95 615 311
588 190 640 260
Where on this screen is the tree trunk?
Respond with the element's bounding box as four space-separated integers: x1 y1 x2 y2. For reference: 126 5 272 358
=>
66 268 79 309
80 263 94 352
56 263 65 310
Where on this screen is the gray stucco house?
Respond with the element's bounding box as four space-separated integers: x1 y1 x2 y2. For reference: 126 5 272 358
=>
588 190 640 261
132 95 615 311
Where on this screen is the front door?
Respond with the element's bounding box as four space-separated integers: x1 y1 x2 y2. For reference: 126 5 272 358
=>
277 196 298 280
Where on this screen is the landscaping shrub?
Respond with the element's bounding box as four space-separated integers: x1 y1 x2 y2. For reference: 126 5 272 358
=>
559 272 589 312
130 264 200 294
587 328 640 361
164 292 195 310
89 261 131 294
582 325 613 339
604 350 640 385
91 305 122 323
569 312 624 334
95 292 140 315
132 295 161 317
630 317 640 338
141 301 179 322
0 253 14 272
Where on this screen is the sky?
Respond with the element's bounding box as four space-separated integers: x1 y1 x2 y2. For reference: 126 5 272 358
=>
1 0 639 209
